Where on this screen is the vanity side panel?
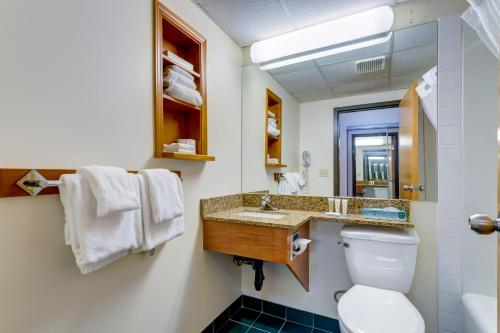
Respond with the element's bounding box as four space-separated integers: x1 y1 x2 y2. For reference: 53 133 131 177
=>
287 222 310 291
203 220 289 263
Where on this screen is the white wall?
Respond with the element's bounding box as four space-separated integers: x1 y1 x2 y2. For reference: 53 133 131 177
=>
462 25 498 296
241 64 300 193
299 90 406 196
0 1 243 332
241 201 438 333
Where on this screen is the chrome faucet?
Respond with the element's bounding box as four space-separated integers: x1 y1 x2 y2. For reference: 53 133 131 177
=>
260 194 277 211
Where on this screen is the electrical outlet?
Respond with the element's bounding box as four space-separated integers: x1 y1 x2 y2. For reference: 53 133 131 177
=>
319 169 328 177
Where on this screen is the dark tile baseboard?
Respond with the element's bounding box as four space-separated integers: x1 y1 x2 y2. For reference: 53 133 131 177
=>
202 295 340 333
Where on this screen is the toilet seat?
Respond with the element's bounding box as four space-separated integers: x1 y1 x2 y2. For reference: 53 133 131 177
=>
338 284 425 333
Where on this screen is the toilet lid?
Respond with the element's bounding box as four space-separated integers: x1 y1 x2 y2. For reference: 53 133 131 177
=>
338 285 425 333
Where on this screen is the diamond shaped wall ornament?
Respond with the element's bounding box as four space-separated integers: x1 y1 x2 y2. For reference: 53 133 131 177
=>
16 170 49 196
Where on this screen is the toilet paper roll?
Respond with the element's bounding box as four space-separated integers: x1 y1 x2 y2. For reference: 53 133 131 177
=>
293 238 311 256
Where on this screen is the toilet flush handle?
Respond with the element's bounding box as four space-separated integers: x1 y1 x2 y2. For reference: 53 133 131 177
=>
337 241 350 248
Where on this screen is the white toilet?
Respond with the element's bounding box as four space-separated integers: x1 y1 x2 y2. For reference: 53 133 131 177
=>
338 225 425 333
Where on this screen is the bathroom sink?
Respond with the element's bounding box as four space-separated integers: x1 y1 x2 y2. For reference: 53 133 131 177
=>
237 211 287 219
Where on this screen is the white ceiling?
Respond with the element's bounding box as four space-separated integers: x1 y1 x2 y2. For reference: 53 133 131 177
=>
193 0 438 102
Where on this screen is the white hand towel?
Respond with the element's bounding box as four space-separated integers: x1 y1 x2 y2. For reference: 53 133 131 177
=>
284 172 300 194
177 138 196 146
137 174 184 251
163 142 196 152
164 82 203 107
165 65 195 81
139 169 183 224
59 174 140 274
78 166 140 217
163 69 197 90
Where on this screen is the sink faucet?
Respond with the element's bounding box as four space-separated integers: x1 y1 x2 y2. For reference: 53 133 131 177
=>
260 194 277 211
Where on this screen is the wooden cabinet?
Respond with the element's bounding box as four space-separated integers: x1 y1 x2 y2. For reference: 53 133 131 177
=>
203 220 310 291
265 89 286 168
154 1 214 161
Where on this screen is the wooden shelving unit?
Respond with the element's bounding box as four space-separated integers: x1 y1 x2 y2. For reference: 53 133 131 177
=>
154 1 214 162
265 89 284 168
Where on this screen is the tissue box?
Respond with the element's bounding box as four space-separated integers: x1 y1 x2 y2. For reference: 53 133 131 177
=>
362 207 406 221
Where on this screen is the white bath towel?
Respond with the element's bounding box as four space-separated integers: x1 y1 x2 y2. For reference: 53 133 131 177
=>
139 169 183 223
165 65 195 82
164 81 203 107
59 174 141 274
163 142 196 153
268 126 281 137
163 69 197 90
137 174 185 251
78 166 140 218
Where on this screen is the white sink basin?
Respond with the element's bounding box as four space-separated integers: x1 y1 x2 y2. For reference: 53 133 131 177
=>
237 211 287 219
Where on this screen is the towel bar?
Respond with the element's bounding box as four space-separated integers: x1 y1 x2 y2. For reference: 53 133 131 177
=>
0 168 182 198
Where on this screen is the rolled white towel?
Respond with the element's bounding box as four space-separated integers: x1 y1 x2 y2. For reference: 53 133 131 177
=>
164 82 203 107
268 127 281 137
163 69 197 90
268 118 277 127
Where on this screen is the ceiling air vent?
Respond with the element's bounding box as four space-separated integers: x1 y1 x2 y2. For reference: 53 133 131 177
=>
355 56 386 74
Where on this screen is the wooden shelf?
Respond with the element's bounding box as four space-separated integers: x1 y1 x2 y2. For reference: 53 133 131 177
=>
265 163 287 168
163 94 201 112
154 2 213 162
160 152 215 161
162 54 201 78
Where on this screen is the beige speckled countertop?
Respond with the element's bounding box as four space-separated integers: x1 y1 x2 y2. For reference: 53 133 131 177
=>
203 205 413 229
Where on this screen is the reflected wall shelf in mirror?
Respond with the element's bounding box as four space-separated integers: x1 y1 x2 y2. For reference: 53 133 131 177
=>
265 89 286 168
154 1 214 162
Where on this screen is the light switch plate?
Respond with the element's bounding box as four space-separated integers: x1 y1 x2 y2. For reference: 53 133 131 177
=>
319 169 328 177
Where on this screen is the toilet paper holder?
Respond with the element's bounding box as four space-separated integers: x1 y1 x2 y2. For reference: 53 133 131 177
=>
291 231 311 260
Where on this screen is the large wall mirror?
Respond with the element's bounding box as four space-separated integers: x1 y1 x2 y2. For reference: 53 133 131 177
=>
241 21 438 201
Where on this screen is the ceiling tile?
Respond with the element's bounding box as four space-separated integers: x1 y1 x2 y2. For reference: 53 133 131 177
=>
194 0 293 46
320 59 389 85
273 67 328 93
267 60 316 75
282 0 394 30
391 43 437 77
332 78 390 96
390 71 425 89
293 87 334 103
393 21 438 51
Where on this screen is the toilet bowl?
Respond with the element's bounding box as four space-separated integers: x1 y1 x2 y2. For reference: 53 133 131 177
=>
338 285 425 333
338 225 425 333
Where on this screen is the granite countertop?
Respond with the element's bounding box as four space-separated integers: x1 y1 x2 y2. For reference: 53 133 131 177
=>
203 206 413 229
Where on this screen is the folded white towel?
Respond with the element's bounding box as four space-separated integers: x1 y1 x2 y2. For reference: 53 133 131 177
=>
268 126 281 137
137 174 184 251
78 166 140 218
267 158 279 164
165 65 195 82
164 81 203 107
163 69 197 90
163 143 196 154
164 51 194 71
177 138 196 146
138 169 183 224
59 174 142 274
268 111 276 119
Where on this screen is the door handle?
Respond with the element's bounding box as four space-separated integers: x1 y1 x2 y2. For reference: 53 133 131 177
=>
403 185 425 192
468 214 500 234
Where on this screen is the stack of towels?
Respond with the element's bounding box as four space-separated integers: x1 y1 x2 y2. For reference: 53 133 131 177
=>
267 111 280 137
164 65 203 107
59 166 184 274
163 138 196 154
267 154 279 165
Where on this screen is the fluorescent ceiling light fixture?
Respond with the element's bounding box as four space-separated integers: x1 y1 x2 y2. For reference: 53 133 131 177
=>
250 5 394 65
259 32 392 71
355 137 385 146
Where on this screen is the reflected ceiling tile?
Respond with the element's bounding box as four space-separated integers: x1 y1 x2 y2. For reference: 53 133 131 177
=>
267 60 316 75
273 68 328 93
293 87 334 102
391 43 437 77
321 60 389 85
332 78 390 96
393 21 438 51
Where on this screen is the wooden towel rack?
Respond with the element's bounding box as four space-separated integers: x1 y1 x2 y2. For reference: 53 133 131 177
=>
0 168 182 198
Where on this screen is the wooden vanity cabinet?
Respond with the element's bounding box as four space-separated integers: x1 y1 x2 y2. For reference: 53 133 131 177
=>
203 220 310 291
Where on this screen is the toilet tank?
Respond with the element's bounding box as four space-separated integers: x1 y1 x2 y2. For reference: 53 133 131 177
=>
340 225 420 293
